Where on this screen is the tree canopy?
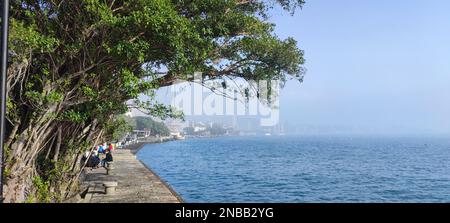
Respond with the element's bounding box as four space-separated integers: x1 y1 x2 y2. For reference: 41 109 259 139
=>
132 116 171 136
5 0 305 202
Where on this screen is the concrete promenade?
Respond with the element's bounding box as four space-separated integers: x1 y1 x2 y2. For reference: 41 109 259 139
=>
81 148 182 203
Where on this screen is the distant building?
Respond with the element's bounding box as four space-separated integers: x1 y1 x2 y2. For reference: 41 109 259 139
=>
133 129 151 139
165 119 185 136
187 121 208 133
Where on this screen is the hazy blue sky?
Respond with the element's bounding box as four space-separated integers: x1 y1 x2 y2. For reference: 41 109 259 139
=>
271 0 450 134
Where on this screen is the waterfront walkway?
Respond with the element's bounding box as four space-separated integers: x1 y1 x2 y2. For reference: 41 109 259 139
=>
82 149 182 203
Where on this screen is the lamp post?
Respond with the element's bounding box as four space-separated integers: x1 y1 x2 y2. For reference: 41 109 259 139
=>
0 0 10 203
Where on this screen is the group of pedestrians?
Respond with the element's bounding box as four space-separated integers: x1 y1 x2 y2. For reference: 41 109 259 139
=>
82 143 114 168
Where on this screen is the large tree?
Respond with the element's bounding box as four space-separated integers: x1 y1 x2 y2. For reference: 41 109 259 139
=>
4 0 305 202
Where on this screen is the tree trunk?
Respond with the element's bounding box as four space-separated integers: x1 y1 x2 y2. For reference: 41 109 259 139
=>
53 126 62 163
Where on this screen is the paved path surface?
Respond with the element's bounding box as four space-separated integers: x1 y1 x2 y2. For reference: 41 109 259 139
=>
82 149 182 203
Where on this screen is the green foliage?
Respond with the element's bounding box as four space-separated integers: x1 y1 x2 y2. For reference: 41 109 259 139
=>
32 176 52 203
81 86 98 99
61 110 89 123
24 90 42 102
46 91 64 103
132 116 171 136
10 0 305 123
105 116 133 141
9 19 59 61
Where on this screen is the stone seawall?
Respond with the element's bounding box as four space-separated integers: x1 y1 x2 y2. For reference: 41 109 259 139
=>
122 136 175 154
